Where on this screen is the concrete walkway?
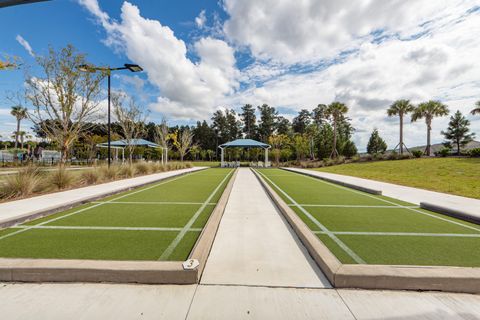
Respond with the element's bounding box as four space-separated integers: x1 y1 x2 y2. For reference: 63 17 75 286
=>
286 167 480 220
200 168 330 288
0 167 203 226
2 282 479 319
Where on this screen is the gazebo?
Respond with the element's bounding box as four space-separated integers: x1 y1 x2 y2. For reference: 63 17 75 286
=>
218 139 271 168
96 139 168 163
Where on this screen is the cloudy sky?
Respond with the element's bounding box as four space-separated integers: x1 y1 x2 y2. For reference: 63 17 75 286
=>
1 0 479 150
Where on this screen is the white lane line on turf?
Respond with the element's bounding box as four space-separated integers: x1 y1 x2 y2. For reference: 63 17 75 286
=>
289 170 480 233
289 204 420 208
91 201 217 205
158 170 234 260
256 170 366 264
313 231 480 237
0 170 204 242
11 225 203 232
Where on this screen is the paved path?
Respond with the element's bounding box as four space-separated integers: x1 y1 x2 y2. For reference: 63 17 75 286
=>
0 166 93 176
200 167 330 288
0 167 204 226
1 282 479 319
286 167 480 220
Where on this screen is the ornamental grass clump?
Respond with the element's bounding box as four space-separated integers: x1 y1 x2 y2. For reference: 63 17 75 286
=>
99 165 120 181
134 162 150 175
80 168 102 185
49 167 76 190
119 165 136 178
0 166 42 199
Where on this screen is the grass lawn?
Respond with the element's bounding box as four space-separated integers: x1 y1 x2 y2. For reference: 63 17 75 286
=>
0 168 233 261
192 161 220 167
257 168 480 267
314 157 480 199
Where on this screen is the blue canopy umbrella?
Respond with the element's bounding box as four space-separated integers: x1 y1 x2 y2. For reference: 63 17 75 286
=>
96 139 168 163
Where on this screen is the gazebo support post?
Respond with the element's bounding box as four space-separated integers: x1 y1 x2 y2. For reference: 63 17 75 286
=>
220 147 224 167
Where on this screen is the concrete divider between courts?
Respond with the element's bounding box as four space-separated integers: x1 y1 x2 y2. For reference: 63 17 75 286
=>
0 168 237 284
421 202 480 224
253 168 480 294
190 169 238 281
281 167 382 195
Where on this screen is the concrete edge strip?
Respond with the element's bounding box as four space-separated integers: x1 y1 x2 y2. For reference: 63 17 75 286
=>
290 204 420 208
283 168 480 233
251 168 341 285
255 169 366 264
159 170 235 260
189 169 238 282
313 231 480 237
282 168 382 195
421 202 480 224
0 167 207 229
256 169 480 294
91 201 217 205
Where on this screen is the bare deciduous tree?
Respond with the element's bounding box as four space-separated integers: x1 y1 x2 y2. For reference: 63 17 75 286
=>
112 92 148 164
175 128 194 162
25 45 105 165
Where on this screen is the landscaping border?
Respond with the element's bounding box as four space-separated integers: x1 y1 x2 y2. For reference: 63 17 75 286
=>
252 168 480 294
0 168 237 284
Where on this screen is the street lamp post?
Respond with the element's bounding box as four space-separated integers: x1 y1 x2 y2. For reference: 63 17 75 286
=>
78 63 143 167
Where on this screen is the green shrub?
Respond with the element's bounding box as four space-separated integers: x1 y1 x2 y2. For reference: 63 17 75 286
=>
412 150 423 158
468 148 480 157
49 168 76 190
0 166 42 199
387 152 398 160
436 148 451 157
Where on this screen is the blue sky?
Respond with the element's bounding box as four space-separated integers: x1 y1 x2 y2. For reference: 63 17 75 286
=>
1 0 479 150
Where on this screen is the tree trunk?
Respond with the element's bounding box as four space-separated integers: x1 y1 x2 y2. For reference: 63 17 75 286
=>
330 119 338 158
457 140 460 156
399 114 404 154
14 119 20 149
426 121 432 156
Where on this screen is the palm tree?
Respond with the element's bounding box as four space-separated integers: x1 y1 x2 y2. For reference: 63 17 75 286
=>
411 100 449 156
325 102 349 158
10 105 28 149
387 99 415 154
471 101 480 115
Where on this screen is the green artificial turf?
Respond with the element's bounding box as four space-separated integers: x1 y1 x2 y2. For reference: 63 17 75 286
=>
339 235 480 267
258 168 480 267
0 168 233 261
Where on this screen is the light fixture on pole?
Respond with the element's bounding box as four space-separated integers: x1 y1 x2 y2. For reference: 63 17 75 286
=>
77 63 143 167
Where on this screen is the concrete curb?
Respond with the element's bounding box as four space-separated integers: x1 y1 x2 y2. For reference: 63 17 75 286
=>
190 169 237 281
282 167 382 195
0 167 206 228
421 202 480 224
253 168 480 294
0 168 236 284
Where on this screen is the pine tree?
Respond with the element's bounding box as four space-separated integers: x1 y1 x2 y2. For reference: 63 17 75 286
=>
367 129 387 155
441 110 475 155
